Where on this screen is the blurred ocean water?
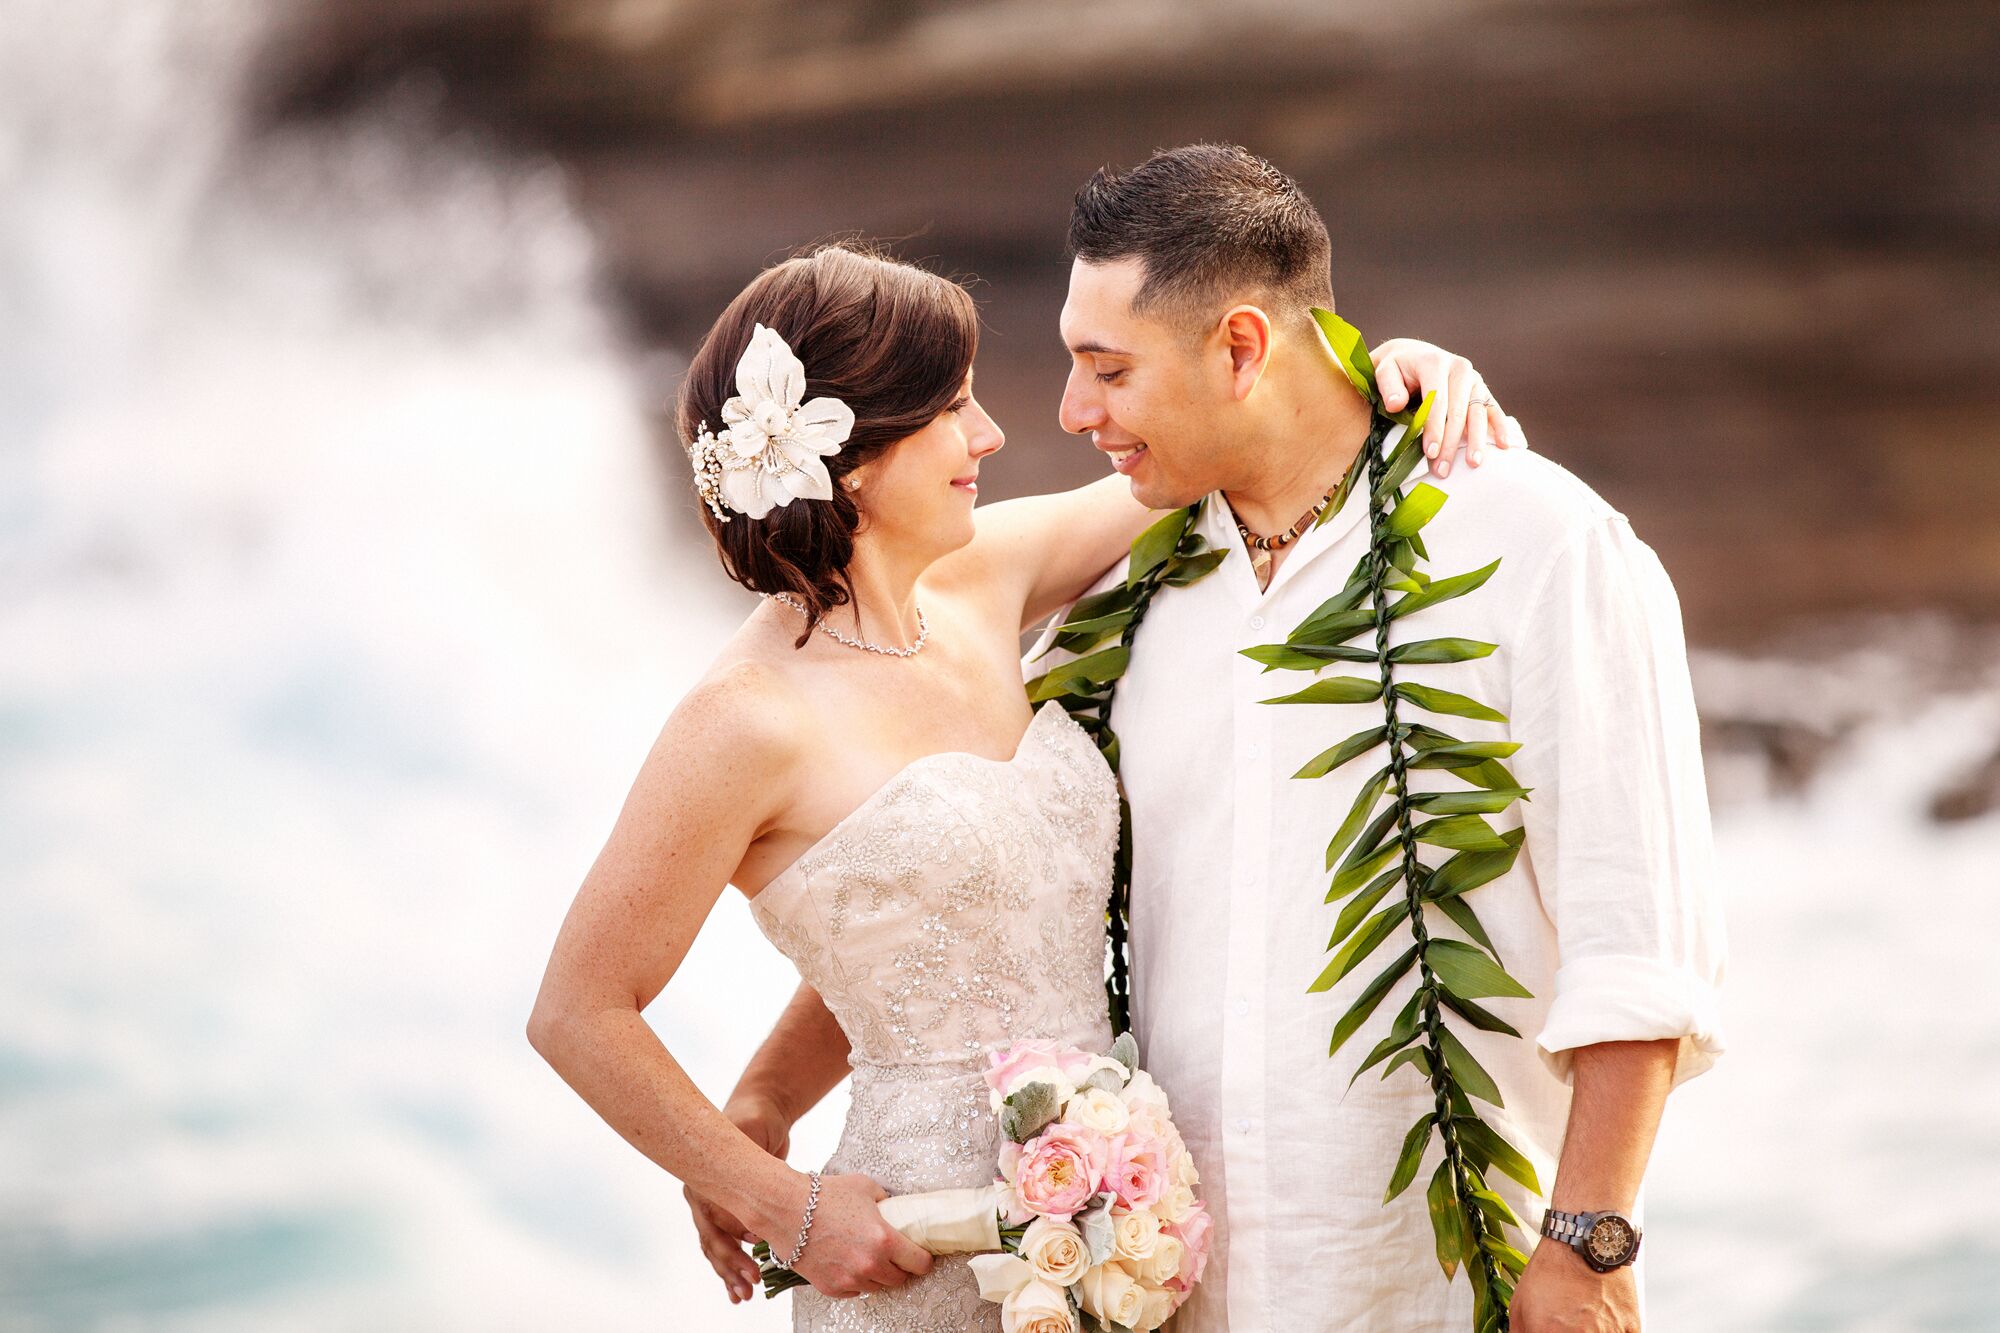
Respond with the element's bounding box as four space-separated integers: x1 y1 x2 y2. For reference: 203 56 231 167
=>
3 4 1997 1331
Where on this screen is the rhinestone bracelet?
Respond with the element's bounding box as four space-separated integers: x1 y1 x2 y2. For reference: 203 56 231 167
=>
772 1169 822 1269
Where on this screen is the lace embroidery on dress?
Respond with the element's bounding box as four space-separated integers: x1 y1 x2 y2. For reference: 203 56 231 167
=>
747 702 1119 1332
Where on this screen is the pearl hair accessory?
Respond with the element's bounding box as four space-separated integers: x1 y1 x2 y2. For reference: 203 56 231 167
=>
689 323 855 522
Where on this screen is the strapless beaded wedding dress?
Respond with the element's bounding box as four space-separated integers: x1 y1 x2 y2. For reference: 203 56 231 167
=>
748 700 1120 1332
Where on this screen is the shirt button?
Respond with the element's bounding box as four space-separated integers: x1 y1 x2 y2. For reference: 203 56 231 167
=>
1236 1117 1252 1133
1245 743 1262 760
1233 998 1250 1016
1250 615 1267 630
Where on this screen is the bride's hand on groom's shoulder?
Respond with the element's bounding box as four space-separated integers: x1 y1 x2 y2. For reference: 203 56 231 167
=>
1368 337 1530 478
1509 1241 1641 1332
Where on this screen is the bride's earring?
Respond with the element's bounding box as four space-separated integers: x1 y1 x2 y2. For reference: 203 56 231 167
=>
843 476 862 492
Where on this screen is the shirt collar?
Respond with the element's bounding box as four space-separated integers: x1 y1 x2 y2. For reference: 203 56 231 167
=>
1198 422 1418 605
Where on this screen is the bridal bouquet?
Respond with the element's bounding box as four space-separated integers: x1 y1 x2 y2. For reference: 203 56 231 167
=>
757 1032 1211 1332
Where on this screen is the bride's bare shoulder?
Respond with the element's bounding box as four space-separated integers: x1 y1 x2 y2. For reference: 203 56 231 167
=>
655 614 817 777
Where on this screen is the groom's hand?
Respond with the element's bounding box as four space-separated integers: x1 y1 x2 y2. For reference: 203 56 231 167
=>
687 1095 793 1303
1368 338 1528 478
1510 1240 1642 1332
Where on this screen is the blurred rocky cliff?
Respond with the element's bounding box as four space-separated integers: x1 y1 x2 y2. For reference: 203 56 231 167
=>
255 0 2000 645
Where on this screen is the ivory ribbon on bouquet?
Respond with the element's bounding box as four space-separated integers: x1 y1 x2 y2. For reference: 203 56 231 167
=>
877 1183 1006 1254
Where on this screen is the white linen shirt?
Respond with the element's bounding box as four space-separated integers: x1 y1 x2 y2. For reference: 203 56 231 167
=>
1026 437 1726 1331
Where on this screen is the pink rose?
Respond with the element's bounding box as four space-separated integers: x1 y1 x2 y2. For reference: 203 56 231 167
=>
1106 1133 1170 1211
1011 1123 1114 1220
984 1040 1095 1105
1163 1204 1214 1306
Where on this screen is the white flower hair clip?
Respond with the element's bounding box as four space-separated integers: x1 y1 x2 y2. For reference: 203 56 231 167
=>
689 323 856 522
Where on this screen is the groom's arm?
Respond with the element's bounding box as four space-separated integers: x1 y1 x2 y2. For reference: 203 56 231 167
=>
1511 1038 1679 1332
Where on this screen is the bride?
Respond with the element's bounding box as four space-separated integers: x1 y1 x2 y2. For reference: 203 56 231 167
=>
526 242 1515 1329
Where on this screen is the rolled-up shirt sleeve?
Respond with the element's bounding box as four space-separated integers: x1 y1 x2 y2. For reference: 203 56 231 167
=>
1508 513 1727 1088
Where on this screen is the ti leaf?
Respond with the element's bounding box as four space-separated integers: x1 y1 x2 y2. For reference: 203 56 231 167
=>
1394 682 1509 723
1126 508 1192 587
1388 558 1502 621
1426 938 1533 1000
1295 725 1388 779
1262 675 1385 706
1428 1160 1468 1279
1388 637 1498 665
1386 1113 1436 1202
1324 944 1418 1051
1437 1026 1505 1108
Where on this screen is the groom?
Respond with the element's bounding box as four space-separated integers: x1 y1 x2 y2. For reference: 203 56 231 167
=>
1040 144 1726 1331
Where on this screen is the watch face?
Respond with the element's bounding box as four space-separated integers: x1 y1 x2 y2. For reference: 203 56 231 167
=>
1585 1215 1637 1267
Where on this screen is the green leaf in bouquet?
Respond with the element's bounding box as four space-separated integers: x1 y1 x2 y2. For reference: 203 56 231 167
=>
1386 1112 1437 1202
1426 938 1533 1000
1393 682 1508 723
1080 1066 1125 1095
1000 1081 1063 1144
1075 1192 1119 1265
1260 675 1384 706
1127 508 1192 587
1108 1031 1140 1078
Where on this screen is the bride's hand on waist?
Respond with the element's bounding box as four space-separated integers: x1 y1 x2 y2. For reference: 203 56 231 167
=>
757 1171 936 1300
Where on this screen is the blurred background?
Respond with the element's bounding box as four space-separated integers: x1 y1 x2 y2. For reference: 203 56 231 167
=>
2 1 1996 1329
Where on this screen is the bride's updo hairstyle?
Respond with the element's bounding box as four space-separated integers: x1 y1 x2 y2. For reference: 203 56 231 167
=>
676 243 979 645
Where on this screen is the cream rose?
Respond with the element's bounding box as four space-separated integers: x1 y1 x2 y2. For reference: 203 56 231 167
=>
1155 1181 1196 1224
1119 1069 1172 1114
1173 1146 1200 1188
1112 1207 1162 1262
1132 1233 1186 1285
1070 1087 1131 1137
995 1065 1078 1114
1001 1278 1078 1333
1077 1261 1146 1329
1134 1285 1178 1331
1019 1216 1090 1286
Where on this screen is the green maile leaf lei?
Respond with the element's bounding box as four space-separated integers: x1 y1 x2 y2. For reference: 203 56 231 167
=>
1024 309 1541 1331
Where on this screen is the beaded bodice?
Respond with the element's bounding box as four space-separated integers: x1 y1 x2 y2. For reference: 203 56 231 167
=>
749 701 1120 1072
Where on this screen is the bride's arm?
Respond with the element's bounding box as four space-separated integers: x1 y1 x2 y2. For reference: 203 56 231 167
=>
931 339 1525 630
526 666 931 1301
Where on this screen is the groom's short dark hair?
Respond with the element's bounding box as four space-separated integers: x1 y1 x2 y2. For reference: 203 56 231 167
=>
1068 143 1334 332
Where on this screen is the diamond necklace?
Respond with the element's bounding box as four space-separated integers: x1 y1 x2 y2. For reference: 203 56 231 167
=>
767 592 929 658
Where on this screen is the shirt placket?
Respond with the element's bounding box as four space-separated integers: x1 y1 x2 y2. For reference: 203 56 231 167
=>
1221 600 1275 1333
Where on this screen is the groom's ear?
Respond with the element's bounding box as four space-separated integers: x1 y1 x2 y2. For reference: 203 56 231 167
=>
1217 304 1274 401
